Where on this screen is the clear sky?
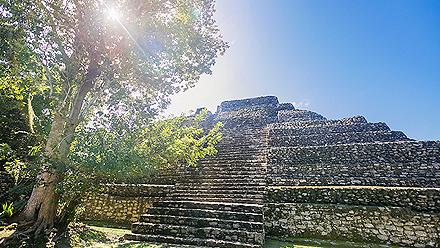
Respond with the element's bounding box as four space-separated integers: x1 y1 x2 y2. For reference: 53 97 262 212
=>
165 0 440 141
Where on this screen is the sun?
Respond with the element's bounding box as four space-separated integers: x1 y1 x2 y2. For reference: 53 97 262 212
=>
107 7 121 21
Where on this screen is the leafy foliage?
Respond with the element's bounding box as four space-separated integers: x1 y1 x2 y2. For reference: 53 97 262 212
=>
70 109 222 183
0 0 228 135
0 202 14 219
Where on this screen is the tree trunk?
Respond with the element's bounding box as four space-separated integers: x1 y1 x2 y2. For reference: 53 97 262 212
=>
17 58 99 237
17 114 67 236
19 169 59 236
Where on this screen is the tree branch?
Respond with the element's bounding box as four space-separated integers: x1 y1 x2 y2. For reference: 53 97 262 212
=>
68 58 100 125
36 1 70 63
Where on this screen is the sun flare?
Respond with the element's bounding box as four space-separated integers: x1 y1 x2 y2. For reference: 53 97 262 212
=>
107 7 121 21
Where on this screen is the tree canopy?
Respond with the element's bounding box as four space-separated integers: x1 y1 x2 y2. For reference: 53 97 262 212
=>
0 0 227 239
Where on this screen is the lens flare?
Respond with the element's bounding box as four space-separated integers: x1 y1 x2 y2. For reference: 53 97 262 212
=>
107 8 121 21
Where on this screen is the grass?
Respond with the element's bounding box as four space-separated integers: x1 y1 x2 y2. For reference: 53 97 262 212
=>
0 222 393 248
58 223 162 248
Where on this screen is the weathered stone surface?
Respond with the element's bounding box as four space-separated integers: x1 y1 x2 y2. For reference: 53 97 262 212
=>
276 103 295 111
267 186 440 212
267 141 440 187
81 184 173 224
277 109 326 122
265 203 440 248
269 130 409 147
217 96 279 113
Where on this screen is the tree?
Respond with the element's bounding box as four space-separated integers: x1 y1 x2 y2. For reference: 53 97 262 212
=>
0 0 227 237
56 110 222 234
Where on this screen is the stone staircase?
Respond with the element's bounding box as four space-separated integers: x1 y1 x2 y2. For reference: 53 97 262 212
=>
125 128 268 247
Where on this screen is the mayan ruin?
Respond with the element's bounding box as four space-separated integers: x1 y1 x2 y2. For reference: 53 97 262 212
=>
1 1 439 247
79 96 440 247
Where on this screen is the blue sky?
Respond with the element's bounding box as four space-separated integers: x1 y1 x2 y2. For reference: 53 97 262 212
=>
166 0 440 141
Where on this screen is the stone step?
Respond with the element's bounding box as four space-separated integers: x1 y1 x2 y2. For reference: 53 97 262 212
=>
216 144 264 149
183 178 266 184
171 196 264 204
131 223 264 245
215 145 264 149
179 182 266 187
171 191 264 199
214 150 262 155
221 130 265 135
211 145 263 150
197 162 267 168
125 233 261 248
217 136 266 141
218 137 263 142
153 201 263 213
216 142 267 147
196 165 266 170
200 158 266 163
182 169 265 178
174 189 264 195
268 121 389 136
147 207 263 222
204 155 266 161
189 171 266 177
181 174 266 180
185 167 266 173
188 169 266 175
176 185 266 192
215 144 267 149
139 214 263 231
220 132 263 136
188 167 266 173
213 150 264 155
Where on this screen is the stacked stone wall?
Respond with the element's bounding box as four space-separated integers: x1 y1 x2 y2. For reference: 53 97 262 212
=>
265 203 440 248
267 186 440 212
278 110 326 122
269 141 440 165
214 106 278 128
269 122 390 137
276 103 295 111
269 116 367 129
269 130 408 147
81 184 172 225
269 175 440 188
217 96 279 112
268 141 440 187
